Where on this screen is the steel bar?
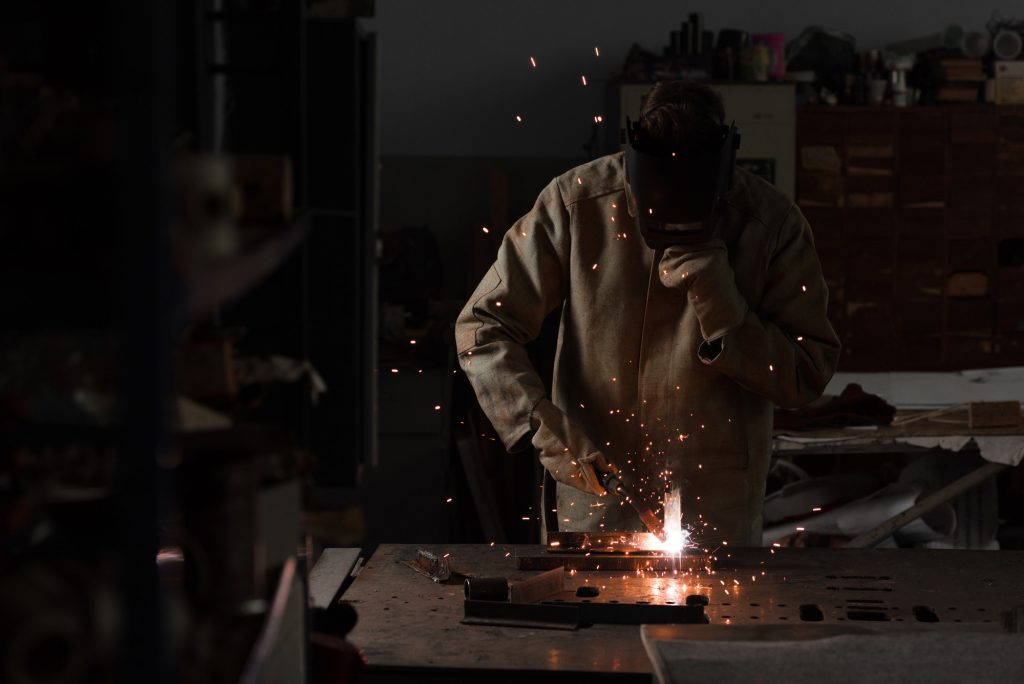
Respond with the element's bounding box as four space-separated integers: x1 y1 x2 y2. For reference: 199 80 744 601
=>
462 598 708 630
847 461 1009 548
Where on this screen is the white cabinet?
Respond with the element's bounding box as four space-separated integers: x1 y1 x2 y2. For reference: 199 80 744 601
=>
610 83 796 199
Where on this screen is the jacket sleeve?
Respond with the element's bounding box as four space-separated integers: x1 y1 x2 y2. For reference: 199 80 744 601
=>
700 205 841 408
455 179 570 449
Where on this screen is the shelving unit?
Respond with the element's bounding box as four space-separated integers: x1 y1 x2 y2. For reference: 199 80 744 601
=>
797 105 1024 371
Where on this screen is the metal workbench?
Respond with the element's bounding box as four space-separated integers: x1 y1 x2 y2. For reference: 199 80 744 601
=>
342 544 1024 682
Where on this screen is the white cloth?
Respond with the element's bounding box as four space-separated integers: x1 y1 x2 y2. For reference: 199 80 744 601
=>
897 436 1024 466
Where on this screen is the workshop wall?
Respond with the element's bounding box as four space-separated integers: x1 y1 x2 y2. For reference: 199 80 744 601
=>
368 0 1018 158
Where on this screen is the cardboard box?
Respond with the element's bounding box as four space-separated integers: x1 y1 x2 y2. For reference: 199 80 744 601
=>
995 62 1024 106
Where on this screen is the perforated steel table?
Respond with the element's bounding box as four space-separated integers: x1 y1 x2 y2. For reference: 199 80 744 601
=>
343 544 1024 683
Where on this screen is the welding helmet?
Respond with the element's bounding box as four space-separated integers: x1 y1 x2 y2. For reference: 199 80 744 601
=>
624 116 741 250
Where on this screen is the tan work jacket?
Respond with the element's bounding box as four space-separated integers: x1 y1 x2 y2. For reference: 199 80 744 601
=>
456 153 840 546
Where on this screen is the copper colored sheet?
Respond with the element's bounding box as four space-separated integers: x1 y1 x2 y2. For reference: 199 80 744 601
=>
517 550 711 572
545 531 676 553
520 532 712 572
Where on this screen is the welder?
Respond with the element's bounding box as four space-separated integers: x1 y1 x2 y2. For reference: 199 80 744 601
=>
455 81 840 546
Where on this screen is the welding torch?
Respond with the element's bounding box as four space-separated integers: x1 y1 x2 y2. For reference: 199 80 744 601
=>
600 472 666 541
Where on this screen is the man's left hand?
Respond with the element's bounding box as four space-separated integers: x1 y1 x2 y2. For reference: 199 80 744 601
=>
659 239 748 342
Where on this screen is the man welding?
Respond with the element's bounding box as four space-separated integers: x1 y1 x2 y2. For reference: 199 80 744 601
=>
455 81 839 546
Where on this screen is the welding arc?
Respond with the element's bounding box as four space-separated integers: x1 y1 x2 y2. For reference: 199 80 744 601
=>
601 473 666 541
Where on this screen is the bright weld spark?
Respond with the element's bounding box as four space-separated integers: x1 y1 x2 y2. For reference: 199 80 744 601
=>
496 301 502 307
592 263 598 270
581 75 588 86
390 368 398 374
445 497 452 503
769 364 774 372
594 46 600 56
434 405 441 411
796 336 804 341
409 339 417 345
482 226 489 234
812 507 822 512
529 56 537 67
801 285 807 292
515 115 523 123
796 527 805 531
504 552 511 557
577 177 583 185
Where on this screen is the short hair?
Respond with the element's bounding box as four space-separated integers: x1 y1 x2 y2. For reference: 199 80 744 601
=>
638 81 725 151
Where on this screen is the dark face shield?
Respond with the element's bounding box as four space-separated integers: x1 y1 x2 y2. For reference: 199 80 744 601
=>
624 119 741 250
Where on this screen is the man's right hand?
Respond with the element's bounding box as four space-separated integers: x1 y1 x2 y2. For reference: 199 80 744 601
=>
538 447 617 498
530 398 618 497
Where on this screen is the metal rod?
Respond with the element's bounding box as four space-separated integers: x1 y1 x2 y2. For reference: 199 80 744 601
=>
846 461 1008 548
239 555 299 684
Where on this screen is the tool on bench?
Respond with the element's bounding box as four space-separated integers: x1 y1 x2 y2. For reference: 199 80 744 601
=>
601 472 666 541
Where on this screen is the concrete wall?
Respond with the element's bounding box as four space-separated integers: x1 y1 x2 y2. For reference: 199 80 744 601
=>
367 1 1017 157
